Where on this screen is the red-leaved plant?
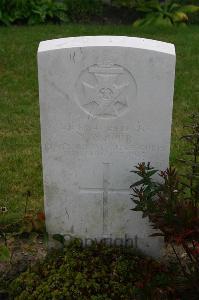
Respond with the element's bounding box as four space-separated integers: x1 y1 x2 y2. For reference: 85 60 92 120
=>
130 113 199 295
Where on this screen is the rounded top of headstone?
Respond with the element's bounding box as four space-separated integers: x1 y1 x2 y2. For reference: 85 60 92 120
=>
38 36 175 56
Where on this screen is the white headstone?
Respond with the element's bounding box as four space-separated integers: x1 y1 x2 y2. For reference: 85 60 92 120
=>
38 36 175 257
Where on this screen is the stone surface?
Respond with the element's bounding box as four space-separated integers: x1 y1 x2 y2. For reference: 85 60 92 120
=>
38 36 176 257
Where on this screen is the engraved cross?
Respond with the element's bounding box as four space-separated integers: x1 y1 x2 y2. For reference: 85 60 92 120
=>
79 163 130 235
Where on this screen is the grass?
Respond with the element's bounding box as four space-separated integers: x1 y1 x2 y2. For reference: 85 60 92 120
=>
0 24 199 224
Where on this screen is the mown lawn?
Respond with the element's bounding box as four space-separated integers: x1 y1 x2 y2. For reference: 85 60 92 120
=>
0 24 199 224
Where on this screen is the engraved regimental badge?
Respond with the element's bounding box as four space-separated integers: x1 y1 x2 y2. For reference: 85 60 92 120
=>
75 63 137 119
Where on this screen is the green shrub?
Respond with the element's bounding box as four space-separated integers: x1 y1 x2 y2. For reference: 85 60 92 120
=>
112 0 136 8
0 0 68 26
0 0 17 26
170 0 199 24
133 0 199 27
65 0 103 22
9 239 177 299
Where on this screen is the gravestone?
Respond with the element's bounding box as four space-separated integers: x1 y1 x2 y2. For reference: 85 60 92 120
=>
38 36 176 257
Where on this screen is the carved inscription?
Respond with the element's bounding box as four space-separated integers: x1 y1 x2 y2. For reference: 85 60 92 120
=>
75 63 137 118
79 163 130 235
